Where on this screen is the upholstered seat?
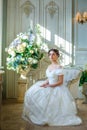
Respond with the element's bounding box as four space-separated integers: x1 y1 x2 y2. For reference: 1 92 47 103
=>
62 68 81 97
67 69 81 98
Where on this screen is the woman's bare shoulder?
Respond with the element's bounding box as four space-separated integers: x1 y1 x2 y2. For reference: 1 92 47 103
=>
47 64 63 70
57 65 63 69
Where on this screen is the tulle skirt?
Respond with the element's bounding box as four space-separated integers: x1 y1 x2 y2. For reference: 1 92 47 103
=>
22 80 82 126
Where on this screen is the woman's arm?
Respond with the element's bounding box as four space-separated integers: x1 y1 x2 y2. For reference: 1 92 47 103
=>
40 75 64 88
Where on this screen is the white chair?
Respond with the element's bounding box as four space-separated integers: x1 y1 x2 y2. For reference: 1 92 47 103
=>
63 68 82 99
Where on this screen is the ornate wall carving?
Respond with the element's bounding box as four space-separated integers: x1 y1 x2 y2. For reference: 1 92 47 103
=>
21 1 34 16
47 1 58 17
19 0 35 32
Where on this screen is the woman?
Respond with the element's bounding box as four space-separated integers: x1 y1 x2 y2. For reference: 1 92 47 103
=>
22 48 82 126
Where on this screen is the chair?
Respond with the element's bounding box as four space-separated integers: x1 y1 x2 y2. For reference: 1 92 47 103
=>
63 68 82 99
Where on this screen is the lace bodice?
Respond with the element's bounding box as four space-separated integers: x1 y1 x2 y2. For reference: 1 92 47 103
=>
46 68 63 84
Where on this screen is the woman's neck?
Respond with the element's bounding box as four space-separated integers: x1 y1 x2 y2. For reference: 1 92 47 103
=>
51 61 59 65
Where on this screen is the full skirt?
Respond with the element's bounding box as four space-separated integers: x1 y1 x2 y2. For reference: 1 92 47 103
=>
22 80 82 126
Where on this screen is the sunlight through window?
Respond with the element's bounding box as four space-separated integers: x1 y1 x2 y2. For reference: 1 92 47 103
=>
54 34 72 65
38 25 73 66
40 25 51 42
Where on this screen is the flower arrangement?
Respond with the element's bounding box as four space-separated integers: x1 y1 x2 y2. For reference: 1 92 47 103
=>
6 24 48 75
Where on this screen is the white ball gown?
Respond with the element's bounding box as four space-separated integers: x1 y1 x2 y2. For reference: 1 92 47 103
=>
22 68 82 126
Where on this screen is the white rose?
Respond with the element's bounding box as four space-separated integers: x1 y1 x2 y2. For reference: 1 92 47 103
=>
8 48 16 56
11 51 16 57
17 44 25 53
32 59 38 64
22 42 27 47
20 58 25 61
30 50 34 54
6 57 11 62
28 58 33 64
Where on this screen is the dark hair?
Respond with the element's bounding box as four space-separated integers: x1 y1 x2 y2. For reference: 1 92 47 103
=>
48 48 60 57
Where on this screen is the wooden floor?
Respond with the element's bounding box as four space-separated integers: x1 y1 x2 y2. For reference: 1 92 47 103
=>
1 99 87 130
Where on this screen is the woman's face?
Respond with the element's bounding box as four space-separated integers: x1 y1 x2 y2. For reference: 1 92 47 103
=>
48 51 58 62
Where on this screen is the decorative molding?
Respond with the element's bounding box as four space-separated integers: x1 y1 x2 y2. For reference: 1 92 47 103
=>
21 1 34 16
46 1 58 17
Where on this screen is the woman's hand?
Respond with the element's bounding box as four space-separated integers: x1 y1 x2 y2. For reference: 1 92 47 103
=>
40 79 49 88
40 83 49 88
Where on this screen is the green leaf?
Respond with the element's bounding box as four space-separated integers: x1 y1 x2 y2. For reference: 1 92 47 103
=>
31 63 38 69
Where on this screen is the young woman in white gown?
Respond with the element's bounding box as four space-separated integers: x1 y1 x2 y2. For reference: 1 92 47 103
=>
22 48 82 126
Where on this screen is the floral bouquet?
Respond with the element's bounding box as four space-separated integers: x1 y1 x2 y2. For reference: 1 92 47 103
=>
5 24 48 76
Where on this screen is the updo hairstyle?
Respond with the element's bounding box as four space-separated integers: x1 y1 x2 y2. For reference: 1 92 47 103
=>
48 48 60 57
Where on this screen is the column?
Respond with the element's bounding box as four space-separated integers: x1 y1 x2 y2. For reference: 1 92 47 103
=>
0 0 3 66
0 70 4 130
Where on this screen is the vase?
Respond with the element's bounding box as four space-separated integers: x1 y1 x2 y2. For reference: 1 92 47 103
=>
20 67 30 79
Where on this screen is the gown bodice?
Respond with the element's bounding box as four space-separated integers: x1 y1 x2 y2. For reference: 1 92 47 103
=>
46 68 63 84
